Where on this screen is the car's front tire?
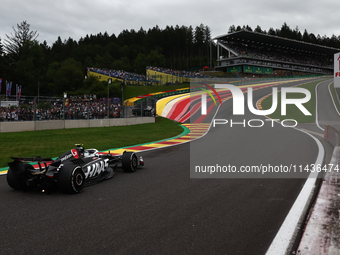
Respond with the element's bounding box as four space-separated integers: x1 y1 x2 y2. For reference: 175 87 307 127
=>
58 165 85 194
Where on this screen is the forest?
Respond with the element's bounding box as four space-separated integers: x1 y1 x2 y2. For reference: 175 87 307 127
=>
0 21 339 98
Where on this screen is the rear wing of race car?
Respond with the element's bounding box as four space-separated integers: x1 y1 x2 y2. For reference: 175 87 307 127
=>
9 156 55 172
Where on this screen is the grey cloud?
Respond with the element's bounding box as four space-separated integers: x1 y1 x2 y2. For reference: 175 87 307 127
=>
1 0 339 46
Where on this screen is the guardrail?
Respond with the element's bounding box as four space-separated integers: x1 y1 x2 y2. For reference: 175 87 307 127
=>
130 75 330 106
130 88 191 105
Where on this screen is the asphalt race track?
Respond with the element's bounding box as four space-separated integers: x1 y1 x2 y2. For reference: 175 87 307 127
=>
0 77 329 255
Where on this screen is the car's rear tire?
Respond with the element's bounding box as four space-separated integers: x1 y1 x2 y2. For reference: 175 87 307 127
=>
122 152 138 172
7 163 33 190
58 165 85 194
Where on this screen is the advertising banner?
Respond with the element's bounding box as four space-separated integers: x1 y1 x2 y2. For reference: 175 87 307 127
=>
243 65 273 74
227 66 242 73
335 53 340 88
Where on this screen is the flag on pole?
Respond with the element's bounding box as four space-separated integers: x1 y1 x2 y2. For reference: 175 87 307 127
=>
17 85 22 100
7 81 12 96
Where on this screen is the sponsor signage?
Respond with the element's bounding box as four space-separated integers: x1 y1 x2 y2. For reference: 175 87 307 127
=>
335 53 340 88
243 65 273 74
227 66 242 73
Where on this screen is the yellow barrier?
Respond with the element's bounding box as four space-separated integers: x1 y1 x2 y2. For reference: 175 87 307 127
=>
146 69 190 85
124 87 191 106
88 71 123 82
87 71 159 86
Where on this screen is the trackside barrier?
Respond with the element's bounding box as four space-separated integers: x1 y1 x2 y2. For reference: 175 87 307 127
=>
129 85 212 106
324 124 340 147
130 75 330 106
128 88 191 106
0 117 155 133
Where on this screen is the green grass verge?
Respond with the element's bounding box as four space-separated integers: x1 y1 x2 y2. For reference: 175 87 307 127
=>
124 84 189 100
0 117 183 168
260 80 324 123
329 82 340 113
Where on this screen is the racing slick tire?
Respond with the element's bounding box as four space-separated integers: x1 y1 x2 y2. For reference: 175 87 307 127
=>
122 152 138 173
57 165 85 194
7 163 34 190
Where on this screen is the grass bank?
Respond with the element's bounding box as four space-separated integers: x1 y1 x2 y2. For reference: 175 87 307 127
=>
0 117 183 168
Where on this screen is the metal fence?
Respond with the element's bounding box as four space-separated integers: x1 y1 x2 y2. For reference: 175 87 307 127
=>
124 97 157 117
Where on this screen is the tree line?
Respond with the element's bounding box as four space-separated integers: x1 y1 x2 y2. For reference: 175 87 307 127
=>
0 21 339 98
0 21 212 97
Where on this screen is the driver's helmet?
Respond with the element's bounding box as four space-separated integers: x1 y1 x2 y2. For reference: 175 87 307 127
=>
84 149 99 158
75 144 85 157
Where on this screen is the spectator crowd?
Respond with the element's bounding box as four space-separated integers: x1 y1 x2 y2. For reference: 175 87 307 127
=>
88 67 158 85
146 66 208 78
0 99 122 122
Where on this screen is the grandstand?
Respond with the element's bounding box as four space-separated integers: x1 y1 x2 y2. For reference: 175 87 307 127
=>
214 30 340 75
146 66 207 85
87 67 159 85
88 67 209 86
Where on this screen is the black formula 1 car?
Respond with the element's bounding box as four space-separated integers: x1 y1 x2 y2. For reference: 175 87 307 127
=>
7 144 144 194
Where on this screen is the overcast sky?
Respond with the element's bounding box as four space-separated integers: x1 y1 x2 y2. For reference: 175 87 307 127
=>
1 0 340 47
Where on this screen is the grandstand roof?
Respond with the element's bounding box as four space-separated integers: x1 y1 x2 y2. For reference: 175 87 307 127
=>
214 30 340 55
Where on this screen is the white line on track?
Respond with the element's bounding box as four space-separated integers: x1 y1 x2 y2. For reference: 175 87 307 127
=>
315 81 326 131
265 129 324 255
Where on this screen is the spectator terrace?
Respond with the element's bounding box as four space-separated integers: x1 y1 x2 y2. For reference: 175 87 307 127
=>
214 30 340 75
